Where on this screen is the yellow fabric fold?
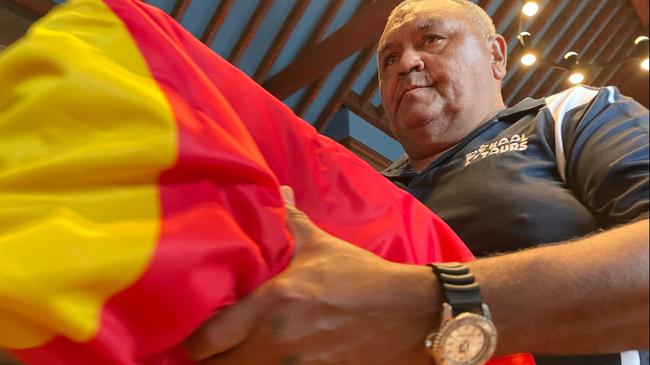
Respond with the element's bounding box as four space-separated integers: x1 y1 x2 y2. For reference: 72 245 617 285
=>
0 0 176 348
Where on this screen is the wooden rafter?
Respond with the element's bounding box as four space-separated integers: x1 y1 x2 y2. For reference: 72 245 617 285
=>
592 23 641 85
608 56 649 107
340 137 391 170
502 0 570 102
294 0 372 118
586 8 639 86
170 0 191 21
533 0 623 98
253 0 310 82
315 44 377 132
5 0 54 16
262 0 402 100
512 0 610 102
509 1 594 100
293 0 344 116
359 74 378 105
294 77 325 117
628 0 649 30
200 0 233 46
489 0 514 28
228 0 273 65
341 90 393 138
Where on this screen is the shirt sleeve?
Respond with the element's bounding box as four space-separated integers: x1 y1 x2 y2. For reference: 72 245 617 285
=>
562 86 649 228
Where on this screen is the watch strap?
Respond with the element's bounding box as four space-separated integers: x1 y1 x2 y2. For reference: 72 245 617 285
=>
427 262 485 316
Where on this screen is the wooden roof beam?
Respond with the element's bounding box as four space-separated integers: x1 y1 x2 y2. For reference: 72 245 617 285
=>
512 0 611 102
253 0 310 82
170 0 191 21
360 74 378 106
262 0 402 100
228 0 273 65
200 0 233 46
294 0 370 118
628 0 649 30
314 44 377 132
535 0 625 98
293 0 344 116
341 90 394 139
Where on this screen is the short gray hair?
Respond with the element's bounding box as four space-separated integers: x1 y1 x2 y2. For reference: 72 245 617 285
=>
387 0 496 40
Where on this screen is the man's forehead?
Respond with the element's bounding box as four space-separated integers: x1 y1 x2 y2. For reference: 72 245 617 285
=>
379 2 462 50
388 0 461 28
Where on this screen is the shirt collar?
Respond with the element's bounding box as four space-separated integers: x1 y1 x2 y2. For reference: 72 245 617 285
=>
381 97 547 177
496 97 546 123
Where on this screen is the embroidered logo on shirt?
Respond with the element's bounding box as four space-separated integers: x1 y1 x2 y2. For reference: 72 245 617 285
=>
464 134 528 166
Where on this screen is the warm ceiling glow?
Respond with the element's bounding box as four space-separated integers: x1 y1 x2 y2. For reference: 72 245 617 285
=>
563 51 579 61
521 53 537 66
522 2 540 17
569 72 585 84
642 58 649 71
634 36 649 45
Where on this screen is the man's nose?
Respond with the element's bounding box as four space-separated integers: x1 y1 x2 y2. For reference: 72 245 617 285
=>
398 50 424 75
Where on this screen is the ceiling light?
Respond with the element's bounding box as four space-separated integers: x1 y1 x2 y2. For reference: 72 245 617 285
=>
522 1 540 17
521 53 537 66
568 71 585 84
563 51 586 85
634 36 649 46
635 36 649 71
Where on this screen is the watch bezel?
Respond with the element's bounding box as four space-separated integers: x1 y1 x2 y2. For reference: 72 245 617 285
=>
425 306 497 365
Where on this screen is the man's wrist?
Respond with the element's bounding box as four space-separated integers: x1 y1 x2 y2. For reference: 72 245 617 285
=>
385 263 444 338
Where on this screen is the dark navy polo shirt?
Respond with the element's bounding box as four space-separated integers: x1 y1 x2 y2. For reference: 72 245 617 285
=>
382 86 649 365
382 86 649 256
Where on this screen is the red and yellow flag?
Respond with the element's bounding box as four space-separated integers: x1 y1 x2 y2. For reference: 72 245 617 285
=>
0 1 533 364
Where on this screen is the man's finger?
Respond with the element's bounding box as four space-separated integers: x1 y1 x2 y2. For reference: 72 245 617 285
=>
280 185 305 255
280 185 295 206
280 185 323 253
284 203 322 252
183 294 266 361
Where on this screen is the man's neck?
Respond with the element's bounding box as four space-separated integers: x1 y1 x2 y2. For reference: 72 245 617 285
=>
409 151 446 173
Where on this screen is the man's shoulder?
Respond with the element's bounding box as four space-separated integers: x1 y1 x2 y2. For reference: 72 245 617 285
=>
542 84 648 126
543 85 619 120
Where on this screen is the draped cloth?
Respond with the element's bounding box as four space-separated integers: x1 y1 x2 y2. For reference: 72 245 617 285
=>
0 1 533 364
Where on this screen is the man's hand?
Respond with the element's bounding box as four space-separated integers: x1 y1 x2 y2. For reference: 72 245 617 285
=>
183 186 440 365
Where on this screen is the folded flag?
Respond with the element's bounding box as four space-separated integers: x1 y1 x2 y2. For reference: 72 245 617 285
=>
0 1 533 364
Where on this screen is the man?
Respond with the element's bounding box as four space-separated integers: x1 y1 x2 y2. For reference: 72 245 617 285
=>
184 0 649 364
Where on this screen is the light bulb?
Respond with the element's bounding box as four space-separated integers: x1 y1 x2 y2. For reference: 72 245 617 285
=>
569 72 585 84
521 53 537 66
642 58 649 71
522 2 540 17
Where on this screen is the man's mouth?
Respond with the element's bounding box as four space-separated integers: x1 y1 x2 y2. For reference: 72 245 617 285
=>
397 84 433 108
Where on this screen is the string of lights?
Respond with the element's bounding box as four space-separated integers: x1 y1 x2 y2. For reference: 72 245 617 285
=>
516 1 649 85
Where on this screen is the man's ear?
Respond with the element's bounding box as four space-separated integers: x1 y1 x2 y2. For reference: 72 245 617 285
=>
490 35 508 80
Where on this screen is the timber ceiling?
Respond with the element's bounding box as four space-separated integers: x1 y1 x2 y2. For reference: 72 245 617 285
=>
4 0 650 166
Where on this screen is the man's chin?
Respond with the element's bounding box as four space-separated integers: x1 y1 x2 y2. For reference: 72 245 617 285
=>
394 113 440 132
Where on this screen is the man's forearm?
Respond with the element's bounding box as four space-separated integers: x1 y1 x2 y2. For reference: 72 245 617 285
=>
184 201 649 363
469 219 649 355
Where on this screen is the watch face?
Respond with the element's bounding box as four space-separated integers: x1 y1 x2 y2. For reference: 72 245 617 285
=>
442 323 487 363
427 311 497 365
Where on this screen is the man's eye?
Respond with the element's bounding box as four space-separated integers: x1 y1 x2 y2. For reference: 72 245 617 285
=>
384 55 398 67
424 35 442 44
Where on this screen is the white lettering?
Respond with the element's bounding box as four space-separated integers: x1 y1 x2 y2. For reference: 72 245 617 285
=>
464 133 529 166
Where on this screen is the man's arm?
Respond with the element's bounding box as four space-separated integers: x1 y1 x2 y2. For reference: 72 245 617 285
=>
474 218 649 355
184 190 649 364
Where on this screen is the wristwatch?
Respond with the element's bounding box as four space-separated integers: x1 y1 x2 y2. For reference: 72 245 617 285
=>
424 262 497 365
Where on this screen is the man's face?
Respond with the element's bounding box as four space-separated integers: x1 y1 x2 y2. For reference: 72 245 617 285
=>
378 1 498 157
